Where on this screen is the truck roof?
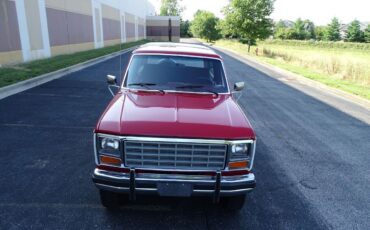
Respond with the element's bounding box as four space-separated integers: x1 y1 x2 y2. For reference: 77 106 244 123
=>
133 42 222 59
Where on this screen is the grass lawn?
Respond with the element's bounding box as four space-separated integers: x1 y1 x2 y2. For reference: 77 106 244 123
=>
210 39 370 100
0 40 148 88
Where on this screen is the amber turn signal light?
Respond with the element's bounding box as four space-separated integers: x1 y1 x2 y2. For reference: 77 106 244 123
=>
100 155 122 166
228 161 249 169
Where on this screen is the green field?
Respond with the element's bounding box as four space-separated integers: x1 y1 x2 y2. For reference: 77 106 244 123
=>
0 40 148 88
213 39 370 100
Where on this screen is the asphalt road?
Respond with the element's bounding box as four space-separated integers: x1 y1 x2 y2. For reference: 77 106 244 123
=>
0 42 369 230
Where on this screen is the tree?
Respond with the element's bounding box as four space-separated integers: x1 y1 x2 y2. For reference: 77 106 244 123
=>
365 24 370 43
180 19 192 37
292 18 306 40
285 19 315 40
273 19 315 40
285 28 299 40
190 10 221 42
315 26 327 41
159 0 183 16
217 19 240 39
346 20 365 42
325 17 341 41
303 19 315 39
274 20 288 39
223 0 275 52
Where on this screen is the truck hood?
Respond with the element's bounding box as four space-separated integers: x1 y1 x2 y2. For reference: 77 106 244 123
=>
96 91 255 140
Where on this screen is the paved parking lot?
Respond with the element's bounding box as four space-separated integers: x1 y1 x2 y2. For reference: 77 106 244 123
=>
0 44 369 229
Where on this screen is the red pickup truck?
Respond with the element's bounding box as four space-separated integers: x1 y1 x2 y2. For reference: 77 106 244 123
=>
92 43 256 211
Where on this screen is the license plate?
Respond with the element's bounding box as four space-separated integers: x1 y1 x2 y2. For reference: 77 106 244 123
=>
157 182 193 197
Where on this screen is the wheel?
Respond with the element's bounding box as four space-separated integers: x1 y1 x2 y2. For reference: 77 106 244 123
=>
99 190 120 209
222 195 246 211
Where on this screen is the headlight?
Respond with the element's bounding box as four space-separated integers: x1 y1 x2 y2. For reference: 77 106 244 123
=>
228 140 256 170
230 143 250 161
96 135 121 157
101 138 119 150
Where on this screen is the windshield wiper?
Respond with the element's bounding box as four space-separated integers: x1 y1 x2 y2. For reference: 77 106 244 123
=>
176 85 218 96
128 83 165 94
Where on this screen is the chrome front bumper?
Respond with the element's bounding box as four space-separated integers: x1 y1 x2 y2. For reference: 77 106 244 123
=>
92 168 256 200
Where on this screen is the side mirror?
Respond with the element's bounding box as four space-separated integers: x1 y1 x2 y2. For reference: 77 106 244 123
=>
107 74 117 85
106 75 119 96
234 82 245 91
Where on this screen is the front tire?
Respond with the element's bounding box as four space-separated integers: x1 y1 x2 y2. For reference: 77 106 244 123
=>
222 195 246 211
99 190 120 209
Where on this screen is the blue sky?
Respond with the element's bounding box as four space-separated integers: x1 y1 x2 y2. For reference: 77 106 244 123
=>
149 0 370 25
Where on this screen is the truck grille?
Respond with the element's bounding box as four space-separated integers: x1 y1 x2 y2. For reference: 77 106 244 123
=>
124 140 227 170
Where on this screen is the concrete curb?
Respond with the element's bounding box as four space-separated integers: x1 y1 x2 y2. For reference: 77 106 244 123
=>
211 45 370 110
0 47 136 100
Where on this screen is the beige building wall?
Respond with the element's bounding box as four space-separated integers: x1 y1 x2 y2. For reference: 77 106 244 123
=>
146 36 180 42
50 43 94 56
101 4 119 21
0 0 22 65
24 0 44 51
0 51 23 66
45 0 94 56
146 16 180 42
101 4 121 46
125 13 136 42
95 8 102 44
45 0 92 16
146 18 180 27
138 17 145 40
0 0 154 66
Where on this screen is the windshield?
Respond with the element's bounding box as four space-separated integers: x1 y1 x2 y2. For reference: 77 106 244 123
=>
123 55 229 93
